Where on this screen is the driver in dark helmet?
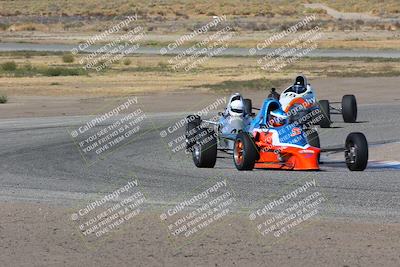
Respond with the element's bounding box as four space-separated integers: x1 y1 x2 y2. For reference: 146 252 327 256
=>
292 82 307 94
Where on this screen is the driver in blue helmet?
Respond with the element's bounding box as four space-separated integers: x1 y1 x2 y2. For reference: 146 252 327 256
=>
268 108 288 127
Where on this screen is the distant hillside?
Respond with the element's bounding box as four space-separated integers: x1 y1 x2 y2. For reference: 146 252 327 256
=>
0 0 398 18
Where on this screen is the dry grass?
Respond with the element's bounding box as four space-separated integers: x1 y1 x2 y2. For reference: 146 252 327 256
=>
316 0 400 16
8 23 49 32
0 53 399 96
227 38 400 50
0 0 399 18
62 53 74 63
0 0 292 17
315 39 400 50
0 0 398 50
0 94 7 103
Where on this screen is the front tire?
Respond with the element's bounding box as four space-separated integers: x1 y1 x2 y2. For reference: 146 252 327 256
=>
342 95 357 123
345 132 368 171
318 100 331 128
192 128 217 168
233 132 258 170
186 115 201 150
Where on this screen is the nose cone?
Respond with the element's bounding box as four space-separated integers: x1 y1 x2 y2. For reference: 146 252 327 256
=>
294 147 320 170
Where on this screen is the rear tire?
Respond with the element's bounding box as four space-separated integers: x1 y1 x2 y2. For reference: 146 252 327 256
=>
345 132 368 171
233 132 258 170
186 115 201 150
243 98 252 116
342 95 357 123
318 100 331 128
305 128 320 148
192 128 217 168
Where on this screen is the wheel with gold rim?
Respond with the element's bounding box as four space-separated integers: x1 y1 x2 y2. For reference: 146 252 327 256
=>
233 132 258 170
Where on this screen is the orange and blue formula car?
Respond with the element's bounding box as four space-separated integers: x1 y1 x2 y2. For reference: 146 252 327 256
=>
185 97 368 171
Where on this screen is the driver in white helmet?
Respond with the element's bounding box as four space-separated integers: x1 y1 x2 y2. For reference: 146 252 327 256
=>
227 99 244 117
223 93 245 117
221 93 249 136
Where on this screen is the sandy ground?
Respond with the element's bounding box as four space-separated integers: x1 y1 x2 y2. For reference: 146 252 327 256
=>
304 3 381 20
1 30 400 49
1 76 399 119
0 201 399 267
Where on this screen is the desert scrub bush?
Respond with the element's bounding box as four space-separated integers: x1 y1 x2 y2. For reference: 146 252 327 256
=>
304 8 327 15
62 53 74 63
12 23 47 31
0 63 87 77
174 11 189 19
1 61 17 71
41 67 86 76
63 21 85 30
157 61 169 70
0 23 10 31
0 95 7 104
123 58 132 65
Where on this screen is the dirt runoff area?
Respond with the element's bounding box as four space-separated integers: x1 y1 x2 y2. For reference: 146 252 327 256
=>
0 201 399 267
0 76 400 119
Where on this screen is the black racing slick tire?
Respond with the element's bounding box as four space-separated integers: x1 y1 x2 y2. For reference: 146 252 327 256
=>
342 95 357 123
185 115 201 150
305 128 320 148
243 98 252 116
233 132 258 171
345 132 368 171
192 128 217 168
318 100 331 128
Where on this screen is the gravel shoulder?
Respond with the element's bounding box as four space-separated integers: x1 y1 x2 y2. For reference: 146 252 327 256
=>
1 76 400 119
1 202 399 267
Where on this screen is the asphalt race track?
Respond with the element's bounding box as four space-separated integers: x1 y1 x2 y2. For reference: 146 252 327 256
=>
1 43 400 58
1 101 399 223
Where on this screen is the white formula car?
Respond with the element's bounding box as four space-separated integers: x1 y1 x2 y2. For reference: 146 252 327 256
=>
276 75 358 128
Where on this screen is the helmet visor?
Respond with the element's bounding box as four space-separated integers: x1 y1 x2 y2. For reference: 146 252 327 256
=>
231 108 243 114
